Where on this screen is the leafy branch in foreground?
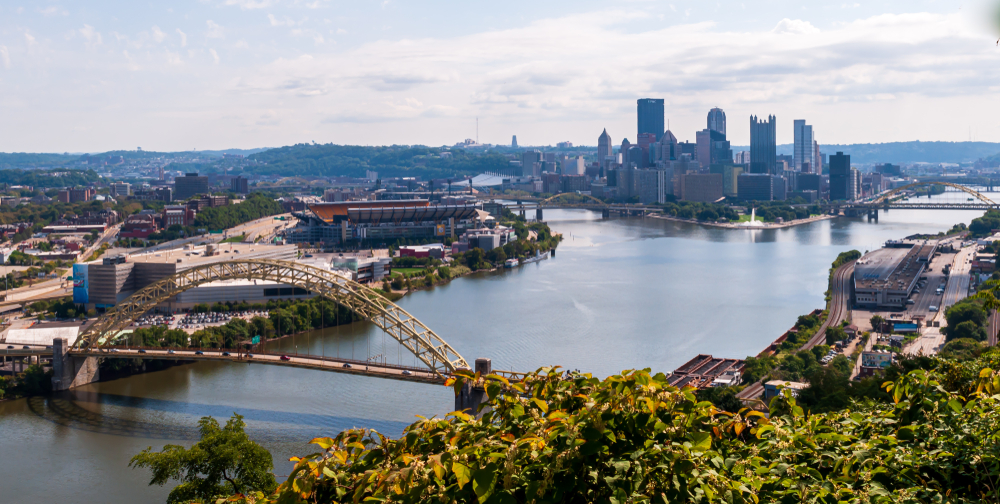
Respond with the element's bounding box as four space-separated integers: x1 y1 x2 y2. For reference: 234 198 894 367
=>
223 349 1000 503
130 414 276 504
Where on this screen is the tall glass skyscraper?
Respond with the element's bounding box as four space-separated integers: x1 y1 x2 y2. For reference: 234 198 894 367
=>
637 99 665 141
793 120 815 173
707 108 726 137
829 152 851 201
749 115 776 174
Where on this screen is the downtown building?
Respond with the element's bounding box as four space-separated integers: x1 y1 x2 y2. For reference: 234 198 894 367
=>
793 120 815 173
749 115 777 174
637 99 665 141
829 152 852 201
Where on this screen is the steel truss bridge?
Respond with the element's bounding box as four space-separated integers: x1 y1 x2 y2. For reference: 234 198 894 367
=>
63 259 512 384
849 181 1000 211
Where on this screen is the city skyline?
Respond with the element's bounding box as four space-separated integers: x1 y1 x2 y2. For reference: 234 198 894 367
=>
0 1 998 152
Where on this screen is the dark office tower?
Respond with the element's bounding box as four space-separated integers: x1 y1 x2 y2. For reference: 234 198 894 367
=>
829 152 851 201
637 98 665 141
511 135 518 148
749 115 777 174
598 128 613 163
661 130 678 160
707 107 726 137
175 172 209 200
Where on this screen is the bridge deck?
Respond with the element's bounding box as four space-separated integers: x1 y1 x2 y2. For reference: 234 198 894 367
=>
70 347 445 384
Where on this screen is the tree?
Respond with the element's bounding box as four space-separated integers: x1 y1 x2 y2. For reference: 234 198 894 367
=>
948 320 987 342
825 325 847 346
130 414 276 504
870 315 886 335
464 247 486 271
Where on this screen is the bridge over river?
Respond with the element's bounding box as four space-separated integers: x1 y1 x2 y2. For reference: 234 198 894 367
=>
31 259 518 411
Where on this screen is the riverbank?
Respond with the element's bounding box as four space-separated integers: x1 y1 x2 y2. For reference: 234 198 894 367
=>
648 212 836 229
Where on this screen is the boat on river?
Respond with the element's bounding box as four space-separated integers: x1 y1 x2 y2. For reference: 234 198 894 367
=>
504 258 519 268
522 251 550 265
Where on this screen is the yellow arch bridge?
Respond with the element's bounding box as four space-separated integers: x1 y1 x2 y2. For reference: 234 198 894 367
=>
49 260 520 394
854 181 999 210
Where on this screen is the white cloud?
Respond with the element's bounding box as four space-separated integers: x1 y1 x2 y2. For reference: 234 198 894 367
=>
210 48 220 64
38 6 68 16
176 28 187 47
152 26 166 43
24 32 36 46
0 46 9 69
206 20 225 39
772 18 820 34
222 0 274 9
123 50 139 71
268 14 294 26
166 51 182 65
79 24 103 48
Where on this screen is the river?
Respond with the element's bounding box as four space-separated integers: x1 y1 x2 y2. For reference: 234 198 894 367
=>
0 197 989 503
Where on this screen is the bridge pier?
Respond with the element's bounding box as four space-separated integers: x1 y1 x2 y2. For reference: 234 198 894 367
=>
602 208 610 219
519 208 526 219
455 358 492 416
536 208 543 221
51 337 100 391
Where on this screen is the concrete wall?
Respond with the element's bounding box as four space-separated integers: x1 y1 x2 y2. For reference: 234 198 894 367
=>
51 337 100 391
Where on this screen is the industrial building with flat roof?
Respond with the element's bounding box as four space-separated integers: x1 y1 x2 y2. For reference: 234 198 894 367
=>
854 240 938 309
73 243 298 310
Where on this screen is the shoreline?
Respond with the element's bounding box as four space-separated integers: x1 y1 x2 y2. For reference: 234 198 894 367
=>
647 213 836 229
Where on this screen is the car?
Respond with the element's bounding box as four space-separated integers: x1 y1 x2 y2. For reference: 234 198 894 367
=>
906 299 916 305
342 363 352 368
402 370 412 376
247 354 254 358
195 350 204 355
6 345 12 349
279 355 292 361
222 352 231 356
138 349 147 354
22 346 30 349
929 305 939 312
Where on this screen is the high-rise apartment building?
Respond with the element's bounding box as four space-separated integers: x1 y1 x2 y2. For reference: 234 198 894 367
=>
707 108 726 136
174 172 209 201
231 176 249 194
829 152 851 201
637 99 665 141
793 120 815 173
750 115 776 174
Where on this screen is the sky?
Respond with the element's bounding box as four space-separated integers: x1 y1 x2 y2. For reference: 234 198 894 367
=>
1 0 999 153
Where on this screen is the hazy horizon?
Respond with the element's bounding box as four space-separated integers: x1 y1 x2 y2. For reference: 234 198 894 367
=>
1 0 999 152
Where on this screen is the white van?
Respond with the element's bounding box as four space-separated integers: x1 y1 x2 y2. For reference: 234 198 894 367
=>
929 305 939 312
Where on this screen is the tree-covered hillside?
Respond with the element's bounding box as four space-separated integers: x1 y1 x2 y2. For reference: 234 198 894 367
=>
247 144 511 179
0 168 101 188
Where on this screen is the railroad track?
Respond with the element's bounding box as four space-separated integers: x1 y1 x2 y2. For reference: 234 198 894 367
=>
737 261 855 402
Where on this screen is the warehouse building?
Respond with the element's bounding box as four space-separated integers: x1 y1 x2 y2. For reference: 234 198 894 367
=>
854 240 938 309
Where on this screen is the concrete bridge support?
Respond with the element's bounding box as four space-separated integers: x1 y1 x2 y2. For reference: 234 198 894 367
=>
455 358 492 416
51 337 100 391
867 209 878 222
602 208 610 219
536 208 543 221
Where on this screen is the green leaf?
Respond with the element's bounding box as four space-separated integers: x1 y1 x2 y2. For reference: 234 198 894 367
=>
473 463 498 501
531 397 549 413
688 432 712 453
453 462 472 489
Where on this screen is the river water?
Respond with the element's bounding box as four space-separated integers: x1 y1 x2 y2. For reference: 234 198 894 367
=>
0 196 989 503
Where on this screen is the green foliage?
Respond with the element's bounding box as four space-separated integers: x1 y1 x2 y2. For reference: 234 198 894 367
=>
26 297 80 318
825 325 847 346
655 201 739 222
12 364 52 397
246 144 510 179
227 350 1000 503
193 193 283 231
695 385 743 412
741 355 776 384
749 203 820 222
943 299 988 341
939 338 985 361
969 210 1000 238
130 414 276 504
0 166 99 186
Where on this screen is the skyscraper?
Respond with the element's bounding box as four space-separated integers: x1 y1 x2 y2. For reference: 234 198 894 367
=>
511 135 518 148
749 115 776 174
707 108 726 137
660 130 678 161
793 120 815 173
598 129 612 161
637 99 665 141
829 152 850 201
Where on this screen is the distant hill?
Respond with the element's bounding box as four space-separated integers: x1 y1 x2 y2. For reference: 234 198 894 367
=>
733 141 1000 164
246 143 510 179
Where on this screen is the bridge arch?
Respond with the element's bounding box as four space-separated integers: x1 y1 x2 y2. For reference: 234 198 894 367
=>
871 181 995 205
539 193 608 206
74 259 469 377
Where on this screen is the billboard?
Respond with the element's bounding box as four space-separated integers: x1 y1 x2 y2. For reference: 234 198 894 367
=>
72 263 89 304
435 224 446 236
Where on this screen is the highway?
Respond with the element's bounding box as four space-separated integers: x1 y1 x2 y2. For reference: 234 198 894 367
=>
905 244 975 356
737 260 855 402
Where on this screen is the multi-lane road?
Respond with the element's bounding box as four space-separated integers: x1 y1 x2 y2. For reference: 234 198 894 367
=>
905 244 975 356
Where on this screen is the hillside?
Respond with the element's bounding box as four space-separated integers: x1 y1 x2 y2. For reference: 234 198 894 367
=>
245 143 511 179
731 141 1000 164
